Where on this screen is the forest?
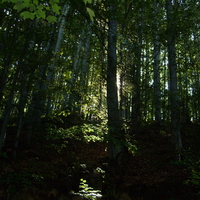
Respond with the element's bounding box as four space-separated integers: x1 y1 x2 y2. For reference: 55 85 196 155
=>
0 0 200 199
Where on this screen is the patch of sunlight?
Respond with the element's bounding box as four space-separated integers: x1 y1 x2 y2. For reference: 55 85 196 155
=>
84 134 103 142
71 178 102 200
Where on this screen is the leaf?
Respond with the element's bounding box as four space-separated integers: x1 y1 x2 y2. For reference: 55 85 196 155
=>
86 7 95 22
29 3 36 12
22 1 30 8
83 0 92 4
14 1 25 12
8 0 21 3
21 11 35 20
46 15 57 23
35 10 46 19
33 0 38 5
52 4 61 14
49 0 59 5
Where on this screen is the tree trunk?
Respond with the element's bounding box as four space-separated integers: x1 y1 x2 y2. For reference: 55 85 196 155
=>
153 1 161 122
131 23 142 134
107 1 123 162
13 74 29 159
67 31 85 113
46 3 70 114
166 0 183 160
0 23 32 150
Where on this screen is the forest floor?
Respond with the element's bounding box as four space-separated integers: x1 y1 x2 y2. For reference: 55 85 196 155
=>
1 123 200 200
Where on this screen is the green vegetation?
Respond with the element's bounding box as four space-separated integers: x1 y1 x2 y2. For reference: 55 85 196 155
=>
0 0 200 199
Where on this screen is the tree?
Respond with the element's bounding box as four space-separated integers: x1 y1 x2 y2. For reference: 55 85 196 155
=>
166 0 183 159
106 0 124 162
153 0 161 122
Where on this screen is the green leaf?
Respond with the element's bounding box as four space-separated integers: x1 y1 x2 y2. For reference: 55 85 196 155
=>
9 0 21 3
29 3 36 12
52 4 61 14
84 0 92 4
46 15 57 23
13 1 25 12
37 5 43 11
20 11 35 20
35 10 46 19
86 7 95 22
22 1 30 8
33 0 38 5
49 0 59 5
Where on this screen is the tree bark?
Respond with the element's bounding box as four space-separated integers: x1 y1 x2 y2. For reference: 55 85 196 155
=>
46 3 70 114
153 1 161 122
131 14 142 134
166 0 183 160
107 0 123 162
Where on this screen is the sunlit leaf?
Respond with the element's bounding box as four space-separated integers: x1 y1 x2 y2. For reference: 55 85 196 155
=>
49 0 59 5
46 15 57 23
21 11 35 20
35 10 46 19
52 4 61 14
86 7 95 22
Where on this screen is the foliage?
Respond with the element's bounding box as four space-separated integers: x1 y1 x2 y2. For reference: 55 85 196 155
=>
71 178 102 200
2 0 61 22
2 0 95 23
183 156 200 186
45 122 107 152
186 168 200 186
0 0 200 198
0 171 44 199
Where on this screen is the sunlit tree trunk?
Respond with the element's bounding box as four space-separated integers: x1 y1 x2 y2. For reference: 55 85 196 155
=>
46 3 70 114
96 39 107 118
79 26 91 113
26 5 69 144
67 31 85 113
166 0 183 160
107 0 123 161
142 40 151 121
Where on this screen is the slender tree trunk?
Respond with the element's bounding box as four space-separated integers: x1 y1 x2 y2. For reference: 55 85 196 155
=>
107 1 123 162
67 31 84 113
166 0 183 160
13 74 29 159
26 58 49 144
153 1 161 122
0 19 18 102
46 4 70 114
132 29 142 134
79 26 91 113
0 23 33 149
103 1 129 199
0 61 23 150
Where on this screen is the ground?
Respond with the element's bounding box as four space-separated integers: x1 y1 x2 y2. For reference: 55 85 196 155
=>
0 122 200 200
